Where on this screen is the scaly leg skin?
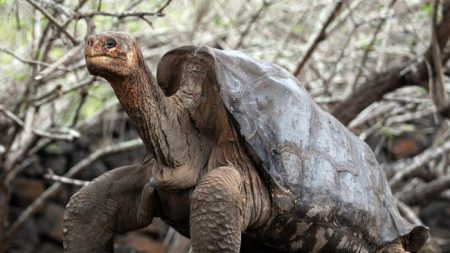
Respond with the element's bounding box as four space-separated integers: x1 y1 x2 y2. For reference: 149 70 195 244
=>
190 166 245 253
63 163 157 253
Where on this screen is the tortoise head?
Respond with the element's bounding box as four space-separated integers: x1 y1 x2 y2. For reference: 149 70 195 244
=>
85 32 142 80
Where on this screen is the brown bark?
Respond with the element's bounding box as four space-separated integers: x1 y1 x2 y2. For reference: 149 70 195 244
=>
429 0 450 116
332 0 450 125
332 59 428 125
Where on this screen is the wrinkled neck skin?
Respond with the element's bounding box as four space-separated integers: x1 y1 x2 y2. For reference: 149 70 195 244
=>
107 54 213 190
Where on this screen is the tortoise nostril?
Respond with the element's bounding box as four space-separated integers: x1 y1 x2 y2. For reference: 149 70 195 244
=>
86 38 94 47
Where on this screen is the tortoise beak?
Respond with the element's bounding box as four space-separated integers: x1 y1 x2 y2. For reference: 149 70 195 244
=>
85 35 105 58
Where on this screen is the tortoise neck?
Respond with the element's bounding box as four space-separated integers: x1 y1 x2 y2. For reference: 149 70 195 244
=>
109 58 174 165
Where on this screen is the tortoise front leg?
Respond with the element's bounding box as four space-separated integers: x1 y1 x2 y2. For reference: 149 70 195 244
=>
190 166 245 253
63 162 157 253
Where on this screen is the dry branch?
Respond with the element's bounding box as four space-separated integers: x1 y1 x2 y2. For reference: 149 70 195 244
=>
44 171 90 186
0 47 56 68
428 0 450 117
332 59 426 125
351 0 397 90
397 200 424 225
77 10 162 19
32 77 96 106
292 1 344 77
0 105 80 141
34 44 83 80
156 0 173 15
234 1 270 49
0 138 144 252
77 0 172 19
332 0 450 125
25 0 78 45
398 174 450 205
388 139 450 190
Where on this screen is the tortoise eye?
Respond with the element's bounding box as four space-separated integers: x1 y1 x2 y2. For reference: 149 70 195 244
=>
105 38 117 49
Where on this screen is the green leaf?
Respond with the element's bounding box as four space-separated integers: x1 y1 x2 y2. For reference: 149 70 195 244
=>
420 3 433 16
213 15 222 27
379 125 396 140
292 23 303 35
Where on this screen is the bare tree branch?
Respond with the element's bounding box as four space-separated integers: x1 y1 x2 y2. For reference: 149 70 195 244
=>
0 47 56 68
24 0 78 45
428 0 450 117
332 0 450 125
351 0 397 90
292 1 344 77
398 174 450 205
34 44 83 80
44 170 90 186
0 104 80 141
234 1 270 49
32 77 96 106
389 139 450 190
157 0 173 16
77 10 161 19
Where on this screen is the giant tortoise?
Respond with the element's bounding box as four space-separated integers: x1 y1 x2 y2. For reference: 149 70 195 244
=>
63 32 429 253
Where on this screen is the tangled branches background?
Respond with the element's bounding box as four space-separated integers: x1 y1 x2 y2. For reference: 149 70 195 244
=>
0 0 449 252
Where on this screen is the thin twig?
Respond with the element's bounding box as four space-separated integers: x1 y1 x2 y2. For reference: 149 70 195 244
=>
292 1 344 77
396 200 424 225
157 0 173 16
332 1 450 125
70 89 89 127
32 77 96 106
389 139 450 190
428 0 450 117
0 47 56 68
44 171 90 186
351 0 397 90
77 10 162 19
0 104 80 141
398 174 450 205
234 1 270 49
34 44 83 80
24 0 78 45
385 108 436 125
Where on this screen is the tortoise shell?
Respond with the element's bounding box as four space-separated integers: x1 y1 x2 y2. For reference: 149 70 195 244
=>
157 46 428 252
